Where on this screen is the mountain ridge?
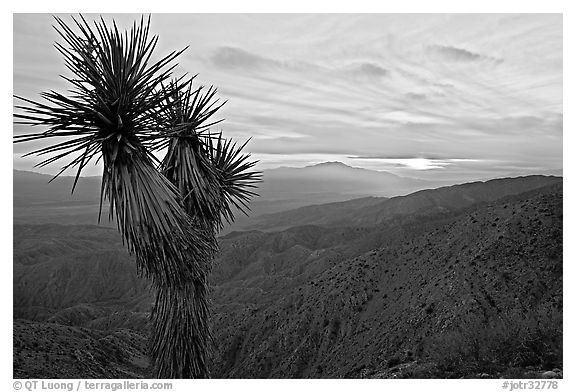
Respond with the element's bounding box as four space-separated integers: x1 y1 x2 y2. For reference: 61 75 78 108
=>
13 163 440 228
13 176 563 378
233 175 562 232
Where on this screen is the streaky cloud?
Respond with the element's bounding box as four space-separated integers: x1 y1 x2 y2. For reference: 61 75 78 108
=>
427 44 502 63
210 46 279 69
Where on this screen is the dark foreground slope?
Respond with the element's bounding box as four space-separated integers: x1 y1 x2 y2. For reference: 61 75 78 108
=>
13 178 562 378
13 225 151 378
14 320 149 378
210 183 562 378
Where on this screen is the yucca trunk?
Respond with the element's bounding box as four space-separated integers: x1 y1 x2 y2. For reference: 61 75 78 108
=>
101 142 215 378
150 276 212 378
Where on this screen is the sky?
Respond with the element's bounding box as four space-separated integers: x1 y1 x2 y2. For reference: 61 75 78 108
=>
13 13 563 182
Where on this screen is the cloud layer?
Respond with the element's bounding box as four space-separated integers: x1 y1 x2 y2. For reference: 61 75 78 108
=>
13 14 562 182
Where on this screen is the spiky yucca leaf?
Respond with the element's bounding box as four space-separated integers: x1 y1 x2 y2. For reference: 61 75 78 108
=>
207 133 261 226
14 15 186 190
160 132 222 229
154 79 224 229
155 78 261 230
101 145 216 286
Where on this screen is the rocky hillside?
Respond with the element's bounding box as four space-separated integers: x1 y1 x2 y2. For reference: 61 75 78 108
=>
13 178 563 378
210 183 562 378
13 224 150 321
14 319 149 378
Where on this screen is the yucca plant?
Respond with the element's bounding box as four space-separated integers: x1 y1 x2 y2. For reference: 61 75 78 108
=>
13 15 259 378
149 78 260 377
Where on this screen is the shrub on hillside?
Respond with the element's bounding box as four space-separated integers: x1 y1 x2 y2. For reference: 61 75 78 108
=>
424 305 562 376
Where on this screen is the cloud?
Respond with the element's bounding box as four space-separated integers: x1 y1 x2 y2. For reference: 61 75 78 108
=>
427 45 501 63
349 154 474 161
457 113 563 137
210 46 279 69
379 110 451 125
405 92 428 101
13 14 562 182
209 46 319 73
348 156 482 171
352 62 389 78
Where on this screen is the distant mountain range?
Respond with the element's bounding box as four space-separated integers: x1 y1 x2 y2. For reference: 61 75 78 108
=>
233 175 562 232
13 162 444 228
260 161 435 198
13 174 563 378
14 170 111 227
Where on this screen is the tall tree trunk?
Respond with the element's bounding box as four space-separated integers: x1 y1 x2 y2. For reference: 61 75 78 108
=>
102 149 215 378
150 274 212 378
